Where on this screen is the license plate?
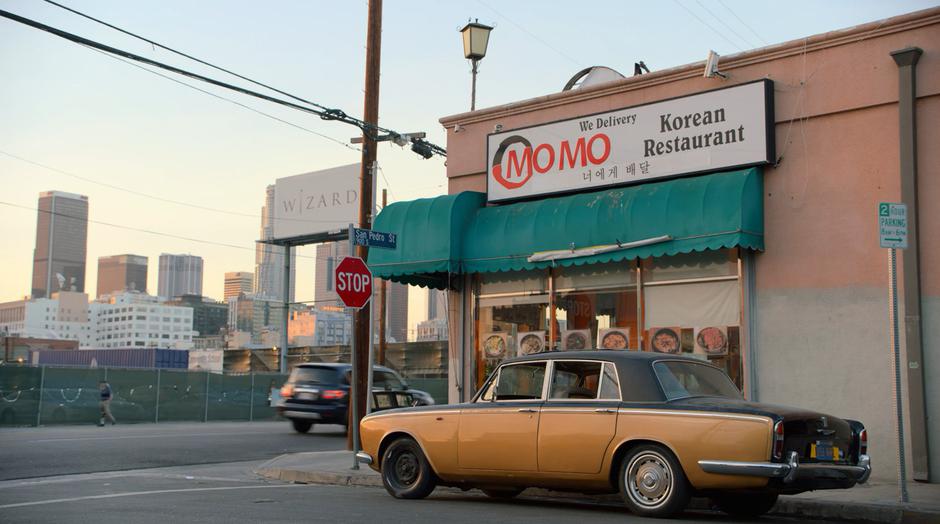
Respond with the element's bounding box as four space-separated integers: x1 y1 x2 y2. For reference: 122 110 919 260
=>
297 392 317 400
811 442 840 461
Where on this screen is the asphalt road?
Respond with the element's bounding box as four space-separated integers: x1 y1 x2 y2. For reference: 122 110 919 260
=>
0 421 837 523
0 421 346 480
0 461 835 524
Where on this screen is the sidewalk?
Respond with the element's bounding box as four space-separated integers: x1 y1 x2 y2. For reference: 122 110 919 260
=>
255 451 940 523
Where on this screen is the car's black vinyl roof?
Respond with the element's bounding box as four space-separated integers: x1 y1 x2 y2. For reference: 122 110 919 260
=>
296 362 393 372
505 350 705 365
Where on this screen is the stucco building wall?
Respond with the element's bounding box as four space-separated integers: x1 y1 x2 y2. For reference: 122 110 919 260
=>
439 9 940 482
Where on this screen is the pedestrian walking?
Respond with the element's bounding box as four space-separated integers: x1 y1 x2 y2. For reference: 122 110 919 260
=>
98 380 116 426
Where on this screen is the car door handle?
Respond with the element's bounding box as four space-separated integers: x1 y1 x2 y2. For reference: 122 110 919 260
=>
595 408 617 414
517 408 538 413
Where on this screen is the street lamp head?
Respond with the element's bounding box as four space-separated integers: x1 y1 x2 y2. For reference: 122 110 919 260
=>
460 19 493 61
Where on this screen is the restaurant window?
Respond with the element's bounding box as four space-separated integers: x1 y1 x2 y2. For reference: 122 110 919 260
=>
474 270 549 387
641 249 743 388
553 261 638 352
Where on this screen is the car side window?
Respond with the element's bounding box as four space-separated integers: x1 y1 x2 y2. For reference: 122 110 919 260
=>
549 361 602 400
494 362 546 401
599 362 621 400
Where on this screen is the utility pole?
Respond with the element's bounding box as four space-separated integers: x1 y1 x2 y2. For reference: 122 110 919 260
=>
378 189 388 365
349 0 382 451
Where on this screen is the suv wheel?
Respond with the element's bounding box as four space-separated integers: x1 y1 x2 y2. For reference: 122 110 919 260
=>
291 419 313 433
381 437 436 499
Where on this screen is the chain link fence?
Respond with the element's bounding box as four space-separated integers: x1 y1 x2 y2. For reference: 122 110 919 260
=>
0 365 288 427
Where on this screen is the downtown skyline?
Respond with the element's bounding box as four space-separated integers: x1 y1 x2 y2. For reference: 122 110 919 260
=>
2 0 933 334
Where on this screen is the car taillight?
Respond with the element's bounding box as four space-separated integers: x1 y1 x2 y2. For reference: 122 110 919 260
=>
322 389 346 400
773 420 785 460
280 384 294 398
859 428 868 456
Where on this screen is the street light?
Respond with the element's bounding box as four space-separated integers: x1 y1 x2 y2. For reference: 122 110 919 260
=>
460 19 493 111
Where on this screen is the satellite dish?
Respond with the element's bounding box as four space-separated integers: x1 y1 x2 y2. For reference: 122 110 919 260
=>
563 66 626 91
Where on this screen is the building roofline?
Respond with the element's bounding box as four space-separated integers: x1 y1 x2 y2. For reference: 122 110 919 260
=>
439 6 940 127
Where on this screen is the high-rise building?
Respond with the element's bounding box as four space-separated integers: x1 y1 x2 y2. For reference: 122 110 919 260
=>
167 294 228 338
31 191 89 298
224 271 253 301
157 254 203 299
428 289 447 320
314 241 350 307
96 254 148 298
386 282 409 343
254 185 295 302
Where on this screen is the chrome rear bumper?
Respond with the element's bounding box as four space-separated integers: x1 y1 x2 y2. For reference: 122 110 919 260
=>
699 452 871 484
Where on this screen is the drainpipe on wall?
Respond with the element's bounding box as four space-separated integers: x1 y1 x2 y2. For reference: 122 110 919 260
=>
890 46 929 482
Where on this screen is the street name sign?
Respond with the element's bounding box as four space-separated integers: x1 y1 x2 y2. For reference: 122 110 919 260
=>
353 228 397 249
879 202 908 249
335 256 373 309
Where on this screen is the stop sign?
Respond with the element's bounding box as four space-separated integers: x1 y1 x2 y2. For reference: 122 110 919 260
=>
334 256 373 309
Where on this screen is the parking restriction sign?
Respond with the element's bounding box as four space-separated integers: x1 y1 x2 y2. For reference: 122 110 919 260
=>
878 202 908 249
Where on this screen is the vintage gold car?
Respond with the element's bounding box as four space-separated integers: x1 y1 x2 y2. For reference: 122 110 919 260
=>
356 351 871 518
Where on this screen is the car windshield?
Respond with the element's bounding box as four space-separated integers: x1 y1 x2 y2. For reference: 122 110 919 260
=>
373 370 406 390
653 361 741 401
288 367 338 384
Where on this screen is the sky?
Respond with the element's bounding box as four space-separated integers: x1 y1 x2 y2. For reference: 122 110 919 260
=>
1 0 937 336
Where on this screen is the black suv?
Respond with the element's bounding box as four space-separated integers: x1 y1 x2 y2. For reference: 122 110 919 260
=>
277 363 435 433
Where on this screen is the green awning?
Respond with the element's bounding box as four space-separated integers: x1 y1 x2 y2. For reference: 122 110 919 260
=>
368 168 763 288
462 167 763 273
367 191 486 289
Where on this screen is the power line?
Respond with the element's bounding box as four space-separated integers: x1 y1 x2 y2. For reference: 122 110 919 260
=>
85 45 361 153
475 0 581 66
0 200 316 259
716 0 768 46
0 8 446 157
671 0 745 52
0 149 348 225
693 0 757 49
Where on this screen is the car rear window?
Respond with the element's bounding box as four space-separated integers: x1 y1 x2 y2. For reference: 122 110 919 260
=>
653 361 741 401
289 367 339 384
373 370 405 390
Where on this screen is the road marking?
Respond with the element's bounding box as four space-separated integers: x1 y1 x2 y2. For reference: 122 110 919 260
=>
24 431 284 443
0 484 311 509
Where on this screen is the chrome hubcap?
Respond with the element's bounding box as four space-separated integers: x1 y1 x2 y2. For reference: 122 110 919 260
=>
626 452 673 508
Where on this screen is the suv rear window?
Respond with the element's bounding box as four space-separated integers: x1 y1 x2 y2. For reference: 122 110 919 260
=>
289 367 339 384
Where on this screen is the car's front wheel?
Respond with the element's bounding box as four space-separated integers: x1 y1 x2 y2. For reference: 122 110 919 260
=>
290 419 313 433
618 444 690 518
712 493 779 518
381 437 436 499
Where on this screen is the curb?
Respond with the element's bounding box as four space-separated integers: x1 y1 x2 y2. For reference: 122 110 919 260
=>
255 461 939 523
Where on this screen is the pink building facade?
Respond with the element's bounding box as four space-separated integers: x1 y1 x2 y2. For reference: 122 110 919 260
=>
370 8 939 484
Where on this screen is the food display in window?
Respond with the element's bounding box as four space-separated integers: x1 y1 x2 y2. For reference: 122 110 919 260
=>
649 327 681 353
482 332 508 359
560 329 591 351
597 328 630 350
517 331 546 355
694 326 729 355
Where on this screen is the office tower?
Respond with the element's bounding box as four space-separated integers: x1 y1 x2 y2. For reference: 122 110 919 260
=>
224 271 253 301
254 185 296 301
31 191 89 298
96 254 148 298
157 254 203 299
428 289 447 320
313 241 350 307
386 282 409 343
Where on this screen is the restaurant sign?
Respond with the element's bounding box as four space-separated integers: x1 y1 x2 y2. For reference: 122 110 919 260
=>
486 79 774 202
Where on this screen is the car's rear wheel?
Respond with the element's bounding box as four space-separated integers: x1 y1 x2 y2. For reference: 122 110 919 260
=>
480 487 524 499
618 444 690 518
712 493 779 518
291 419 313 433
381 437 436 499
